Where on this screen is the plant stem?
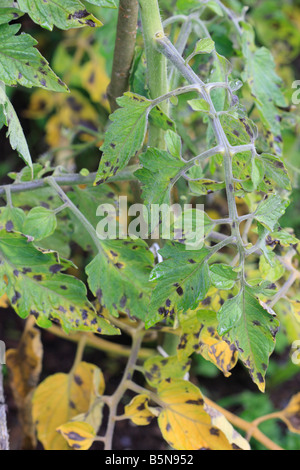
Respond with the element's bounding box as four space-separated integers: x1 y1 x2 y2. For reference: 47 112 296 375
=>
46 177 103 253
138 0 169 148
107 0 139 112
103 329 144 449
49 325 154 360
0 165 139 198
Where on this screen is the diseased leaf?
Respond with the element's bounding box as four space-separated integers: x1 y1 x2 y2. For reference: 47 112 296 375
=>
0 205 26 233
125 395 156 426
258 153 291 190
17 0 103 30
57 421 96 450
144 355 191 387
254 194 289 231
205 403 251 450
157 379 233 450
0 7 24 24
6 325 43 449
219 287 279 392
148 243 211 328
178 309 238 377
86 238 154 322
241 22 286 142
33 362 105 450
0 230 119 335
0 24 68 91
95 93 153 184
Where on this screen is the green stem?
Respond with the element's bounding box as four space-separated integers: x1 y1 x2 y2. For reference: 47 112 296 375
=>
138 0 169 148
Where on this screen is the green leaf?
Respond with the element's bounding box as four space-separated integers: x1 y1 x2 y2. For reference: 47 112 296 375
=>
194 38 215 54
86 239 154 321
17 0 103 30
86 0 116 7
95 93 153 184
23 207 57 242
0 230 119 335
135 147 185 205
254 194 289 231
241 22 286 139
0 84 32 169
217 292 243 336
209 264 238 290
164 130 182 159
222 288 279 392
188 99 211 113
0 7 24 24
148 243 211 327
259 252 285 283
0 24 68 91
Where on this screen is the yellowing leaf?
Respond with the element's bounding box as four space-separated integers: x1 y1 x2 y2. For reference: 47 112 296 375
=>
178 309 238 377
32 361 105 450
57 421 96 450
144 355 191 387
6 325 43 449
157 379 233 450
205 403 251 450
0 293 9 308
125 395 156 426
80 60 110 109
24 89 55 119
278 393 300 434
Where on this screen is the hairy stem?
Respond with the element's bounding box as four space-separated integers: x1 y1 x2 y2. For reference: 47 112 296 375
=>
107 0 139 112
138 0 169 148
0 164 139 198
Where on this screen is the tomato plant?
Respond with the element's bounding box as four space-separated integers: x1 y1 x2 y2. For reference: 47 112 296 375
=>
0 0 300 451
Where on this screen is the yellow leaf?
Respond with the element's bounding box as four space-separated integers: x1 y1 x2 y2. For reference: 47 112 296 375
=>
205 402 251 450
80 60 110 109
24 89 55 119
278 393 300 434
57 421 96 450
178 309 238 377
125 394 156 426
6 325 43 449
0 294 10 308
157 379 233 450
32 361 105 450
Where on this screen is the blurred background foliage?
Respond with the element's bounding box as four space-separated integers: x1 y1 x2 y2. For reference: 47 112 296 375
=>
1 0 300 450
